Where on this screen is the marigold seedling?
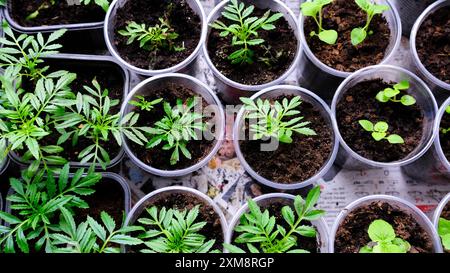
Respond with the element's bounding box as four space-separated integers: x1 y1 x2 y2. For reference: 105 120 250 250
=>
351 0 389 46
359 219 411 253
438 217 450 251
240 96 317 144
376 80 416 106
300 0 338 45
358 120 404 144
130 96 163 112
210 0 283 65
224 186 325 253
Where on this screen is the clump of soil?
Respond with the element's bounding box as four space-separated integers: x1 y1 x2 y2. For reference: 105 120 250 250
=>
233 198 319 253
440 110 450 161
10 0 105 27
304 0 391 72
129 83 214 170
207 7 297 85
416 6 450 84
335 201 434 253
113 0 201 70
239 96 333 184
441 202 450 220
336 79 424 162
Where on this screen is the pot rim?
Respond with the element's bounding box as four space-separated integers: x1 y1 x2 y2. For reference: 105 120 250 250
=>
433 192 450 228
233 84 339 190
433 97 450 172
104 0 207 76
202 0 302 91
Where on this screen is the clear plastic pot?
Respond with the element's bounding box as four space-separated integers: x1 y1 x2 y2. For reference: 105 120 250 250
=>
331 65 438 170
233 85 339 190
124 186 228 252
7 54 129 170
329 195 443 253
393 0 435 37
410 0 450 104
433 193 450 229
298 0 402 103
203 0 301 104
104 0 207 77
225 193 330 253
120 73 225 177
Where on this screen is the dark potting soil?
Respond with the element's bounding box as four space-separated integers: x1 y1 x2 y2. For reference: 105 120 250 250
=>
416 6 450 84
113 0 201 70
440 111 450 162
442 202 450 220
304 0 391 72
334 201 434 253
336 79 424 162
233 199 319 253
10 0 105 27
207 7 297 85
239 96 333 184
129 83 214 171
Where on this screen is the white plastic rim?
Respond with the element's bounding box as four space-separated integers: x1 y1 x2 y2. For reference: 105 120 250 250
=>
329 195 444 253
434 97 450 173
202 0 302 92
225 193 330 253
124 186 228 251
298 0 402 79
433 193 450 228
331 65 438 169
233 85 339 190
104 0 207 76
120 73 225 177
410 0 450 91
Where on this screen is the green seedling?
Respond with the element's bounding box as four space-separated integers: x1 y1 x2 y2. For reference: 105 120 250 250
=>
351 0 389 46
438 217 450 251
376 80 416 106
300 0 338 45
442 106 450 134
359 120 404 144
130 96 163 112
26 0 110 21
360 219 411 253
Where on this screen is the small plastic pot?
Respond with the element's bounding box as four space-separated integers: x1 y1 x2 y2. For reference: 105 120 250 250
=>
104 0 207 77
0 157 9 177
331 65 438 170
203 0 301 104
297 0 402 102
120 73 225 177
124 186 228 252
7 53 129 170
433 193 450 229
393 0 435 37
233 85 339 190
329 195 443 253
410 0 450 104
225 193 330 253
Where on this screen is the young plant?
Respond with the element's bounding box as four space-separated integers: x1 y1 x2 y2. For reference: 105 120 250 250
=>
359 219 411 253
55 79 153 170
376 80 416 106
129 96 162 112
441 106 450 135
351 0 390 46
300 0 338 45
0 164 102 253
240 96 317 144
224 186 325 253
144 97 206 165
438 217 450 251
359 120 404 144
135 205 217 253
26 0 111 21
210 0 283 65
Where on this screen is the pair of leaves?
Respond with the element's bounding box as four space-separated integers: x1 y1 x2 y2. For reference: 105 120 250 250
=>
301 0 338 45
359 219 411 253
375 80 416 106
438 217 450 251
351 0 390 46
359 120 404 144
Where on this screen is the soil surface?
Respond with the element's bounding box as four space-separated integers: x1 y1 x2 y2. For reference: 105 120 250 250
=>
440 111 450 162
442 203 450 220
233 199 319 253
334 201 434 253
207 7 297 85
416 6 450 84
336 79 424 162
239 96 333 184
129 83 214 170
304 0 391 72
114 0 201 70
10 0 105 27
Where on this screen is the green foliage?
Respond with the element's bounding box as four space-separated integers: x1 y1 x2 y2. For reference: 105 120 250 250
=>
135 205 217 253
240 96 317 144
210 0 283 65
301 0 338 45
438 217 450 251
26 0 110 21
129 96 162 112
80 0 111 12
224 186 325 253
358 120 404 144
359 219 411 253
0 163 102 253
376 80 416 106
442 106 450 135
351 0 389 46
144 97 206 165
